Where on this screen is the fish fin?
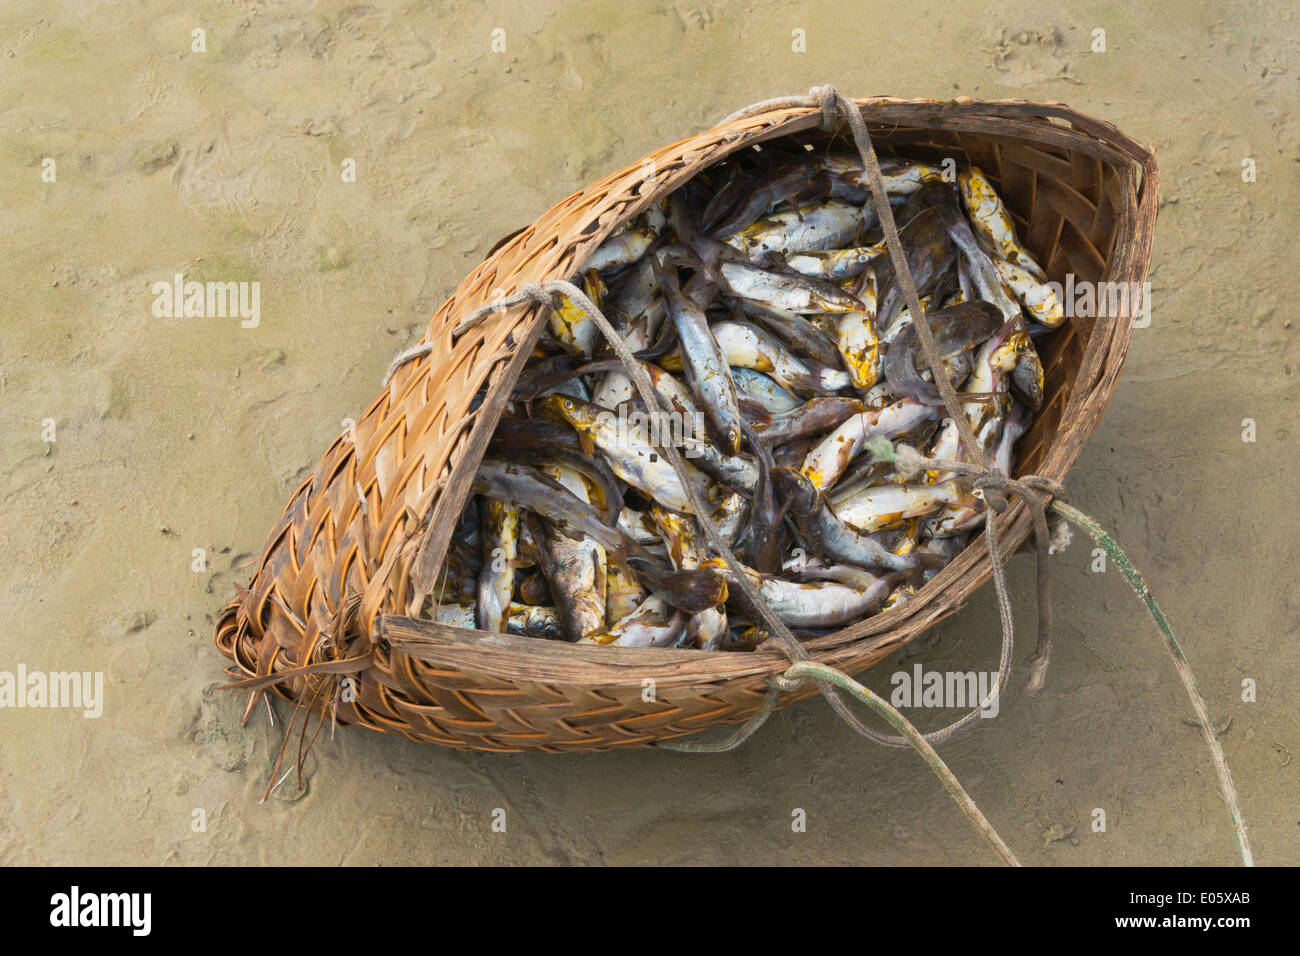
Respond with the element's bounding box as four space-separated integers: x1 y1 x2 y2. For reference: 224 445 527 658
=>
738 397 774 427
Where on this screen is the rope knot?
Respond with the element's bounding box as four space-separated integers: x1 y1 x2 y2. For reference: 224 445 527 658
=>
974 474 1012 513
808 84 840 131
525 280 563 312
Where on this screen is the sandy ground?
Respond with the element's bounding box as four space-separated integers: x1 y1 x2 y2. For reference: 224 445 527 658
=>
1 0 1296 866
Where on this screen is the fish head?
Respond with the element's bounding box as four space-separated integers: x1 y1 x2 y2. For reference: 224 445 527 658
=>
537 393 608 456
1008 333 1045 410
772 465 820 516
809 281 867 315
906 184 961 223
632 558 728 612
719 422 742 457
933 300 1003 354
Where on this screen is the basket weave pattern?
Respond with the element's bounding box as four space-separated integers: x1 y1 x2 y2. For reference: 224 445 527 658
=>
214 97 1158 752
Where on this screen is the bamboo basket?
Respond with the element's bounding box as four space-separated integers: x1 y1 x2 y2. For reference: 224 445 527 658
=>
213 96 1158 753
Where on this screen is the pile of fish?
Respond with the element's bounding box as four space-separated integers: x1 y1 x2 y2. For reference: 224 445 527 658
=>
431 146 1065 650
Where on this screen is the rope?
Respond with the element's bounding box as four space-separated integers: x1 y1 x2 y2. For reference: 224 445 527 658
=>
773 662 1020 866
1050 501 1253 866
383 283 559 386
745 85 1051 745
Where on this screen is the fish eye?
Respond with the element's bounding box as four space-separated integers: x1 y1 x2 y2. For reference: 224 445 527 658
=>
562 399 574 410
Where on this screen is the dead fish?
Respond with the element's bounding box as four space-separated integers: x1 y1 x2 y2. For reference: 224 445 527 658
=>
708 485 750 549
831 478 976 534
593 259 667 407
801 399 940 491
584 226 657 273
910 184 1021 323
992 401 1031 473
489 418 624 525
927 401 1031 537
701 164 755 232
781 551 888 590
783 244 885 281
754 397 868 446
711 320 852 393
742 430 786 574
881 581 920 611
705 556 899 628
922 318 1023 475
540 393 712 513
958 167 1047 280
712 160 819 237
650 506 728 650
580 595 686 647
508 604 564 640
881 300 1002 406
872 205 958 332
823 154 947 197
725 201 873 260
548 271 606 357
994 257 1064 328
1008 324 1045 411
772 467 927 576
731 367 801 414
653 254 745 454
603 559 647 625
738 300 844 369
617 506 661 546
914 533 969 566
835 416 939 490
476 499 520 632
835 269 881 389
531 468 607 643
718 260 866 315
635 365 758 494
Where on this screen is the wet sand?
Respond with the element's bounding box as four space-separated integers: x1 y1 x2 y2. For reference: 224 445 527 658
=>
1 0 1297 865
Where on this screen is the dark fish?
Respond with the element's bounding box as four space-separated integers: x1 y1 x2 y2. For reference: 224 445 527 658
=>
908 183 1020 321
701 164 754 232
711 160 818 237
739 300 845 369
881 301 1002 405
743 426 786 574
872 205 958 332
754 397 867 446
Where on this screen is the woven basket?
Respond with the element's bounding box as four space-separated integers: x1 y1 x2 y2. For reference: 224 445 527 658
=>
214 96 1157 753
